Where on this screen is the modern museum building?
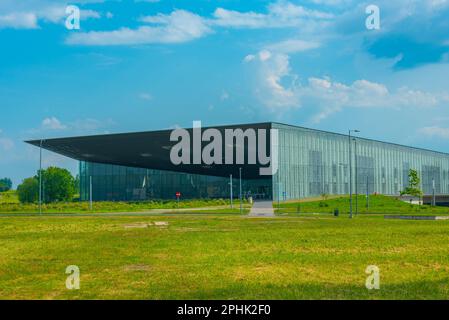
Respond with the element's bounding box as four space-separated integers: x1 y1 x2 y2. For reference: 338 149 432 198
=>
27 122 449 202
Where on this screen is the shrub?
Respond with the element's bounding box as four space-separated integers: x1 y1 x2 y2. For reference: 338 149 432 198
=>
0 178 12 192
318 201 329 208
17 178 38 203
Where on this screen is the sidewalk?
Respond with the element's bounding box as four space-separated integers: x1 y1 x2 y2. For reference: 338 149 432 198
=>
248 201 275 217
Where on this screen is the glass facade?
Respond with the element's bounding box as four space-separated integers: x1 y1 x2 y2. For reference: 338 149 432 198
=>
80 161 272 201
273 123 449 201
78 123 449 202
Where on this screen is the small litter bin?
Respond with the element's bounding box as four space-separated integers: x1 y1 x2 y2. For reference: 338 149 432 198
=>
334 209 339 217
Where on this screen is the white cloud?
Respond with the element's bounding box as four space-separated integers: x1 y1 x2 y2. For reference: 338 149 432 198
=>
0 2 102 29
0 12 38 29
211 8 268 28
419 126 449 139
309 0 351 5
42 117 67 130
426 0 449 10
245 49 448 121
28 117 115 137
38 6 101 23
246 50 300 109
432 116 449 123
70 118 114 132
244 54 256 62
0 138 14 151
259 50 272 61
211 1 333 29
220 91 229 101
266 39 321 53
139 92 152 101
65 1 332 46
307 78 447 123
268 0 333 19
67 10 211 45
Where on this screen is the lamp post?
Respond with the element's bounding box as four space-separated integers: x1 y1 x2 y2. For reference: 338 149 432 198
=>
298 168 301 213
277 172 281 211
229 174 233 209
348 129 360 219
89 175 93 211
432 178 436 206
366 175 370 211
239 168 242 214
353 138 358 216
39 139 43 215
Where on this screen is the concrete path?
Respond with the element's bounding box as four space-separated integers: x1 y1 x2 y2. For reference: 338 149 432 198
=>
248 201 275 217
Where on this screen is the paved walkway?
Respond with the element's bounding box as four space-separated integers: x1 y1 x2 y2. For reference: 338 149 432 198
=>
248 201 275 217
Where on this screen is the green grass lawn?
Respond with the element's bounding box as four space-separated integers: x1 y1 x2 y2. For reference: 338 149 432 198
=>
276 194 449 215
1 213 449 299
0 197 247 214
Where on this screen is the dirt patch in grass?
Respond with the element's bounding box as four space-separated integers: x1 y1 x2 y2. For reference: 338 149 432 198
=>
124 264 152 272
123 223 151 229
122 221 169 229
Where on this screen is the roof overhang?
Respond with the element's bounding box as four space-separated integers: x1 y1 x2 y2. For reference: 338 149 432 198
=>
26 122 274 179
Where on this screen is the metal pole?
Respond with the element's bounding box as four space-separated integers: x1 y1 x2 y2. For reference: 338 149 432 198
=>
348 131 352 218
366 175 369 211
432 178 436 206
239 168 242 214
230 174 233 209
89 175 93 211
354 138 358 216
278 183 280 209
39 139 43 214
298 170 301 213
277 173 280 210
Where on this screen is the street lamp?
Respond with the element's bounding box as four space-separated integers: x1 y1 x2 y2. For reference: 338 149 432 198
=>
239 168 242 214
353 138 358 216
229 174 233 209
432 177 436 206
39 139 43 215
348 129 360 219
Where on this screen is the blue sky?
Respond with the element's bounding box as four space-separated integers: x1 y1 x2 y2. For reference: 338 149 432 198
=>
1 0 449 186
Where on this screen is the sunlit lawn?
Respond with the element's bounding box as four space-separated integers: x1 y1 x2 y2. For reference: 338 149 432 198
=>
276 194 449 215
1 213 449 299
0 196 246 214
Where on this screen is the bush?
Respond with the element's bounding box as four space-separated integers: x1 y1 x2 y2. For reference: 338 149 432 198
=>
0 178 12 192
39 167 75 203
17 178 38 203
318 201 329 208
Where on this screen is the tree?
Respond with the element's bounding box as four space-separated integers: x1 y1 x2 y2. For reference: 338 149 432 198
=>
0 177 12 192
400 169 423 197
38 167 75 203
17 178 39 203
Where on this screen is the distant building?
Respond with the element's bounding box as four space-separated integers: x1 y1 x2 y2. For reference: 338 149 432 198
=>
27 122 449 201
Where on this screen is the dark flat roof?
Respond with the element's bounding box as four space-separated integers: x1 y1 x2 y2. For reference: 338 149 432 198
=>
26 122 272 179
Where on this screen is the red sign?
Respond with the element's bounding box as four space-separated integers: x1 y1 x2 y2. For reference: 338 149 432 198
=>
176 192 181 198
